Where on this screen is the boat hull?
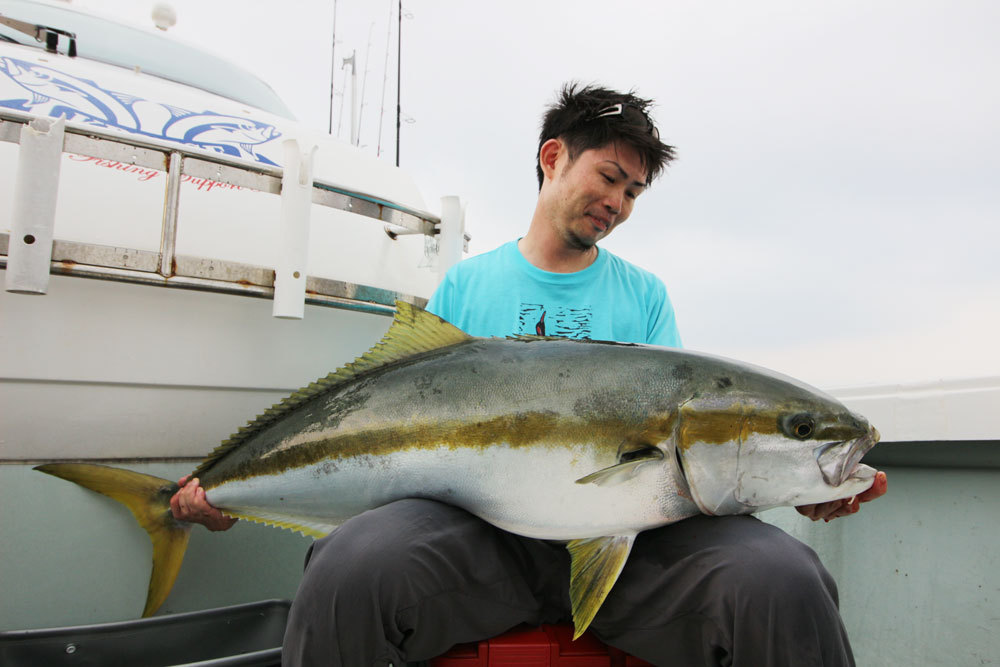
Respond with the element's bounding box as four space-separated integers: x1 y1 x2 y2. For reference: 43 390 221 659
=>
0 273 395 629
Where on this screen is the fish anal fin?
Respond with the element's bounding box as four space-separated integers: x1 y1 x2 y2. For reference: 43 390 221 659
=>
34 463 191 618
225 510 336 539
566 534 636 639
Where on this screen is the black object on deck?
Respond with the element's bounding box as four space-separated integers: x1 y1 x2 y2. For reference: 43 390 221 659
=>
0 599 289 667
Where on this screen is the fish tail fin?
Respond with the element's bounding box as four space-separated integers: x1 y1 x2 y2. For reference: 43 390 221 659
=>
34 463 191 617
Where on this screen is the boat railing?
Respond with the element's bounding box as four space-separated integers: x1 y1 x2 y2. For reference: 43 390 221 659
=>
0 110 466 316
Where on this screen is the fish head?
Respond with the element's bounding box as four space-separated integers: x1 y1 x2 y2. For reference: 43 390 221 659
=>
673 364 880 515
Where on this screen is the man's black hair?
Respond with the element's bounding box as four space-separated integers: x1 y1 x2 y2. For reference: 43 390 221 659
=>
536 82 676 189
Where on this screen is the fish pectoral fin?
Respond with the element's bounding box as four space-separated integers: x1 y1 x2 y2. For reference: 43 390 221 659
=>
575 446 663 486
574 461 647 486
567 535 636 639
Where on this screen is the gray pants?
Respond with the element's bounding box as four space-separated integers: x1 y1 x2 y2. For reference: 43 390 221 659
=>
281 499 854 667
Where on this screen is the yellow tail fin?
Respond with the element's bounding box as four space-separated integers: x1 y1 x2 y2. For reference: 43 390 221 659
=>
35 463 191 617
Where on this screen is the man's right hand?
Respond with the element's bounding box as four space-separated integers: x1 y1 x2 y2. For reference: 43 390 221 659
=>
170 475 237 531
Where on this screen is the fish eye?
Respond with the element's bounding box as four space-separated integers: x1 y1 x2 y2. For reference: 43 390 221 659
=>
794 422 813 438
784 414 815 440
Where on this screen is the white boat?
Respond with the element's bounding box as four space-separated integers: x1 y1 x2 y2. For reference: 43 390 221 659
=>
0 0 466 631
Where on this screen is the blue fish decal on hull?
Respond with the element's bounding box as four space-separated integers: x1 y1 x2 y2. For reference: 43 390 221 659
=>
0 57 281 166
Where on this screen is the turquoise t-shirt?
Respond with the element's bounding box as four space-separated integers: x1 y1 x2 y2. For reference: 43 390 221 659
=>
426 240 682 347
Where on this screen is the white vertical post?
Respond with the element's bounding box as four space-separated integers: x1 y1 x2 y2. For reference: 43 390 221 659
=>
273 139 317 320
159 152 183 277
6 117 65 295
437 196 465 280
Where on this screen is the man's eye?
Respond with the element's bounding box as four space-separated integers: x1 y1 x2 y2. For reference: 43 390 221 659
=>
602 174 615 184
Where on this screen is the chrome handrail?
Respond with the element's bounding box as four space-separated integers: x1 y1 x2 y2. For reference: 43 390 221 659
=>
0 112 442 313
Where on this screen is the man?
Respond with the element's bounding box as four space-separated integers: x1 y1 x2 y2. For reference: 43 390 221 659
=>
174 83 888 666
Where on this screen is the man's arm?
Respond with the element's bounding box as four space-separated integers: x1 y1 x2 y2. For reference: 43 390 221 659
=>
796 470 888 521
170 476 237 531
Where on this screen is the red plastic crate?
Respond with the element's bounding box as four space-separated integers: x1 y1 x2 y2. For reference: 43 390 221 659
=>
430 624 653 666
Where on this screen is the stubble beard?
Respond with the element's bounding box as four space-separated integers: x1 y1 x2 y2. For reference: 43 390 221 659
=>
560 224 602 252
560 214 604 252
564 228 595 250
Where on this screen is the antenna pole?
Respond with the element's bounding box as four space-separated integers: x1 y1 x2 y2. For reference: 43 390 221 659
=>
358 23 374 145
377 0 394 158
396 0 402 166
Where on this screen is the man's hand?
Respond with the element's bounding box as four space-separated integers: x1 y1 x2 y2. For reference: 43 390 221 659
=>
796 470 888 522
170 475 238 531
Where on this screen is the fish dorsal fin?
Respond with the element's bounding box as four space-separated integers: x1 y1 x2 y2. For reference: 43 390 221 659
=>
191 301 470 477
338 300 471 374
509 334 566 342
566 534 637 639
509 334 639 348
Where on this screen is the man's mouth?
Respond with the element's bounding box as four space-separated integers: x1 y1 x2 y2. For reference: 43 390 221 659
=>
587 214 610 232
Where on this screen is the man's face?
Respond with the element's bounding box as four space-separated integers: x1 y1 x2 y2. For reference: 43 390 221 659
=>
545 141 647 250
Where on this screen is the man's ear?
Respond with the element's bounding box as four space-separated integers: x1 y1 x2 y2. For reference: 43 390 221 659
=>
538 138 564 183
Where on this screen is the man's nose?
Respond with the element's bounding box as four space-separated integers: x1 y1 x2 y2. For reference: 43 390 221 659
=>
604 190 623 216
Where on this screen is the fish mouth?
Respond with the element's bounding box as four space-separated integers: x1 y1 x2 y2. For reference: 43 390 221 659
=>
816 427 880 487
843 462 877 485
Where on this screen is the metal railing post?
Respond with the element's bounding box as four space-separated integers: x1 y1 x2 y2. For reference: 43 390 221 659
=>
159 151 183 277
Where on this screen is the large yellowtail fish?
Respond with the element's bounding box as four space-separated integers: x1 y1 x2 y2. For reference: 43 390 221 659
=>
37 303 880 638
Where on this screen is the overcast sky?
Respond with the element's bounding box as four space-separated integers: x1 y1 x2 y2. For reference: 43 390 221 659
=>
76 0 1000 390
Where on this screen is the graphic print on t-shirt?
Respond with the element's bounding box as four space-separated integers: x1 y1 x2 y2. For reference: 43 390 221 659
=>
517 303 593 339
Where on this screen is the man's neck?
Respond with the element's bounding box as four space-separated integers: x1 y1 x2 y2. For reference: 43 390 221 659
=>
518 226 599 274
